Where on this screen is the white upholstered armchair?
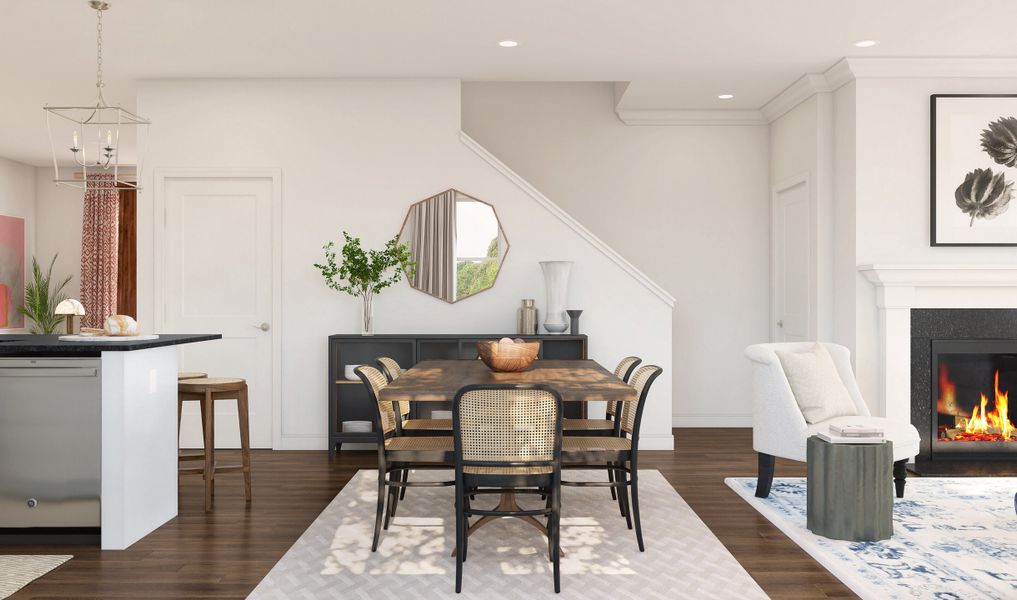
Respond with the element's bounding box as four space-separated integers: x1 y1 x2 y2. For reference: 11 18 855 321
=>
744 342 921 499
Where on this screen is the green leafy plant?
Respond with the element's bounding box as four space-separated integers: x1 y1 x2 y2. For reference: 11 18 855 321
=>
313 232 415 332
18 255 72 334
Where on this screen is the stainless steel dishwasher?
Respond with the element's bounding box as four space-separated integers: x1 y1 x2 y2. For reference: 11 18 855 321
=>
0 357 101 534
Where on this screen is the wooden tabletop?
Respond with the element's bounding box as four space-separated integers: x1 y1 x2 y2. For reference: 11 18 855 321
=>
379 359 637 403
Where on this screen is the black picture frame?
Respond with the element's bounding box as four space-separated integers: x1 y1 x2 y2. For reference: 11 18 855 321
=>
931 94 1017 247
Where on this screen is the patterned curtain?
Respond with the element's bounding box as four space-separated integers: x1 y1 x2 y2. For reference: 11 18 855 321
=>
80 173 120 328
409 190 457 301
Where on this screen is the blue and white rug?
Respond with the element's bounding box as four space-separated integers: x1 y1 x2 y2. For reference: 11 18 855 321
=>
726 477 1017 600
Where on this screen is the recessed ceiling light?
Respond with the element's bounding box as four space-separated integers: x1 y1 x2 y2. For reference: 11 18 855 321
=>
718 94 734 100
498 40 519 48
854 40 878 48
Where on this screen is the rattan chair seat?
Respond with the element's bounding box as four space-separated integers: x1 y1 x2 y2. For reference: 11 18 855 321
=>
402 418 453 431
463 465 553 475
563 436 632 452
563 418 615 431
384 436 453 451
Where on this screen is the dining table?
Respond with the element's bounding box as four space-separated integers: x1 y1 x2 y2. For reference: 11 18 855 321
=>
378 358 637 553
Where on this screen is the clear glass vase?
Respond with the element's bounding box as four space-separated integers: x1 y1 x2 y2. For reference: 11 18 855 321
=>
361 293 374 336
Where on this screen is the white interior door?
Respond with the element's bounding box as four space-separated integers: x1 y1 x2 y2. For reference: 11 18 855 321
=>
772 177 812 342
161 174 277 448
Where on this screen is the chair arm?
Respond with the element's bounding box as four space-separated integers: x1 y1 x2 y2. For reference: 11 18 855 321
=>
744 346 809 460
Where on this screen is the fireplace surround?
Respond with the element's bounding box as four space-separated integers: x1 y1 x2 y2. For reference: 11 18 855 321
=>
911 309 1017 474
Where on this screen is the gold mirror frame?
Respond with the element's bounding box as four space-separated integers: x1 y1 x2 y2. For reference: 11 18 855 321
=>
397 188 509 304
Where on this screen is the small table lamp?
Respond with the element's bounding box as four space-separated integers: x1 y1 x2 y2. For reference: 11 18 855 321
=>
55 299 86 335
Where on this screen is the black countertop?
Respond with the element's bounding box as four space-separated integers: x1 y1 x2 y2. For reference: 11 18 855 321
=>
0 334 222 355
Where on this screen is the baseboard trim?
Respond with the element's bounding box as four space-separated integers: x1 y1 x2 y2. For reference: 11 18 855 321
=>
276 435 328 450
673 414 753 428
639 433 675 451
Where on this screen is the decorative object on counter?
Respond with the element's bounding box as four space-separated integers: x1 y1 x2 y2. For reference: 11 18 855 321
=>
18 255 72 335
517 298 538 335
59 333 159 342
567 309 583 335
344 364 363 381
314 231 415 336
43 1 150 191
54 299 86 335
539 261 573 334
476 338 539 372
931 95 1017 246
0 214 26 329
398 189 509 303
103 314 139 336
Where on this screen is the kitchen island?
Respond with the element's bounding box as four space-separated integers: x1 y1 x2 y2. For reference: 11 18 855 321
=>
0 334 220 549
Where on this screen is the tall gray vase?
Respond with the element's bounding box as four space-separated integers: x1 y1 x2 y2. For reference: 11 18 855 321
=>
539 261 573 334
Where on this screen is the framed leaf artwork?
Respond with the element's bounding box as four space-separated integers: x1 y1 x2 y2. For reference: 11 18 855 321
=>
932 94 1017 246
0 214 26 329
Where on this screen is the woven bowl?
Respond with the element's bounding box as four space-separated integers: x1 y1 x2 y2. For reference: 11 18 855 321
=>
476 340 539 372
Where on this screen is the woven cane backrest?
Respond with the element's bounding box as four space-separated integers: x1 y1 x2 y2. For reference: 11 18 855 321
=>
620 365 662 435
375 357 409 416
607 356 642 416
356 366 396 435
457 387 559 464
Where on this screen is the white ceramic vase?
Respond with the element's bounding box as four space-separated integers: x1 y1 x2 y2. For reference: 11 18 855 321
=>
539 261 573 334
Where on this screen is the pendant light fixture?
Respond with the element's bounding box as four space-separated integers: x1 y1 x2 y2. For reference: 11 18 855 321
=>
44 1 150 190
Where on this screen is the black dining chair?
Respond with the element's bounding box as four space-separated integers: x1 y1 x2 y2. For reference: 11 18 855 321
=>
452 383 563 593
561 365 663 551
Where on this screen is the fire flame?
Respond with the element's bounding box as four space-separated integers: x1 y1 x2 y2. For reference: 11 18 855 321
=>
963 371 1014 439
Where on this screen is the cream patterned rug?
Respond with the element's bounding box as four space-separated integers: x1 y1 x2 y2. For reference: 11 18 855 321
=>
0 555 72 599
727 477 1017 600
250 469 767 599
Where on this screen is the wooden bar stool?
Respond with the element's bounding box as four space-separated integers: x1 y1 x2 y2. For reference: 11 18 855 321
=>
177 377 252 511
177 372 207 435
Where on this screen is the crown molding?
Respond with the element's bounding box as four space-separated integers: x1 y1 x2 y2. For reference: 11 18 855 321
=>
614 108 766 126
760 60 855 123
459 131 677 308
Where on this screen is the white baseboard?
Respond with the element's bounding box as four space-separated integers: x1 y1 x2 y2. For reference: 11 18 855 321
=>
672 414 753 428
276 435 328 450
638 433 675 451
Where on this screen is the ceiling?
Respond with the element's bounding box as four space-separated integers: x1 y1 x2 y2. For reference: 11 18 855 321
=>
5 0 1017 166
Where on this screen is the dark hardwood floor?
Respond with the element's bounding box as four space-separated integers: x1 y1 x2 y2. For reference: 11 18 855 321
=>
3 428 856 599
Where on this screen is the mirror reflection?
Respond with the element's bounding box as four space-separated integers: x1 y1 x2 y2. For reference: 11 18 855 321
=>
398 189 508 303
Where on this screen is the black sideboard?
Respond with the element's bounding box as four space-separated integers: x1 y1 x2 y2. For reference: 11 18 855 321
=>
327 334 588 456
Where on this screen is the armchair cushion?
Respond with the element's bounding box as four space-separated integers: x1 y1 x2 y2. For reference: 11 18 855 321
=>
775 343 858 424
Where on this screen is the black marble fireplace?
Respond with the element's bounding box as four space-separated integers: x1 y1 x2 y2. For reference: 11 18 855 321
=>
912 309 1017 474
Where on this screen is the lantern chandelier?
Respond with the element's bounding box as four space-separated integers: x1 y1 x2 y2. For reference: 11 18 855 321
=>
44 1 150 190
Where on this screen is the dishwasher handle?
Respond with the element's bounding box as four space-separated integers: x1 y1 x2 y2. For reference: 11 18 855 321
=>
0 367 98 378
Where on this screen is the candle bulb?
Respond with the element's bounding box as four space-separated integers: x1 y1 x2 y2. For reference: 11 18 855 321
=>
106 131 112 147
72 131 79 149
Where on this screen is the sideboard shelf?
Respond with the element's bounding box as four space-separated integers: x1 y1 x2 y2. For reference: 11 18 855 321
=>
327 334 589 456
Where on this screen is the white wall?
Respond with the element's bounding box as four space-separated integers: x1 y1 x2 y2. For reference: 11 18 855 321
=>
34 168 82 300
852 76 1017 410
461 82 769 427
136 78 675 449
768 93 835 342
0 156 36 331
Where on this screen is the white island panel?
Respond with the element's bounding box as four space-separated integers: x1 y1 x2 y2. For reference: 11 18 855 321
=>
100 346 179 550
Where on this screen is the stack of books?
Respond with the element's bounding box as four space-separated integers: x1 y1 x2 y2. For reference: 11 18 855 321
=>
817 424 885 444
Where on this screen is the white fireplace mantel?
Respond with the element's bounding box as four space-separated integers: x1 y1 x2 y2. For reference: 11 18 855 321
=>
858 264 1017 426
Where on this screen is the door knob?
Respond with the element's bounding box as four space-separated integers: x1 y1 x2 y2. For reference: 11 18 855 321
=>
254 322 270 332
777 320 784 328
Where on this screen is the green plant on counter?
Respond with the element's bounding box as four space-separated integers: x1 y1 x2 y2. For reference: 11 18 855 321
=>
18 255 72 334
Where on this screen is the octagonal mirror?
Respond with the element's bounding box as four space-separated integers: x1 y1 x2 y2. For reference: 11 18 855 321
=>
398 189 508 303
